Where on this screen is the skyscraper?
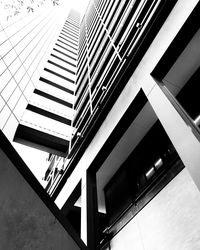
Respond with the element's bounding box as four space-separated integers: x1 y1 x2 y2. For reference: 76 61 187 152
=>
14 10 80 156
1 0 200 250
0 1 67 143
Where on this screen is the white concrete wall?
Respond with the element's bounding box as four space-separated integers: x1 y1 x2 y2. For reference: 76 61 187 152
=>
110 168 200 250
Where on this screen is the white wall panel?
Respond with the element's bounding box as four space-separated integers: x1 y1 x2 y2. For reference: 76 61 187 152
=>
1 78 17 101
46 61 76 82
30 94 75 119
40 70 76 91
21 110 73 139
49 54 77 72
0 58 7 76
0 68 12 92
0 96 5 112
111 169 200 250
2 113 18 141
0 105 10 129
7 87 22 110
13 95 28 120
37 81 75 103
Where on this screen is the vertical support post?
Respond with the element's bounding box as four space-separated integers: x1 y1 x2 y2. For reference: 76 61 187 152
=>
86 170 100 250
144 80 200 189
81 172 87 245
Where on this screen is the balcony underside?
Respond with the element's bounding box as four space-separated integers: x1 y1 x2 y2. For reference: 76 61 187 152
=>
14 124 69 157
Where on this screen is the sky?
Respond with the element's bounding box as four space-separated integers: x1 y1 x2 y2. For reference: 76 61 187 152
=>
0 0 90 21
11 0 90 187
63 0 90 16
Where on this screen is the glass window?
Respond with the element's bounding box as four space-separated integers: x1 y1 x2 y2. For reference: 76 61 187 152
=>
176 67 200 127
104 120 183 230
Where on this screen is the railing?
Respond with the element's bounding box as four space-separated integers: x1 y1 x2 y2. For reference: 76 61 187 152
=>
69 0 165 157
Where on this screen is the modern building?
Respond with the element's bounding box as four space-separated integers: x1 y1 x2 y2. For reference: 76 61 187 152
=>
43 0 200 249
0 3 87 250
1 0 200 250
0 1 68 142
14 10 80 156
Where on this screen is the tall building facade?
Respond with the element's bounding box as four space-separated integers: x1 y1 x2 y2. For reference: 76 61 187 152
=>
0 3 63 142
43 0 200 250
1 0 200 250
14 10 80 156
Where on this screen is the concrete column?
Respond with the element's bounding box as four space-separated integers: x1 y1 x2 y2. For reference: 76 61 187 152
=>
86 170 100 250
81 171 87 245
81 170 100 249
143 81 200 190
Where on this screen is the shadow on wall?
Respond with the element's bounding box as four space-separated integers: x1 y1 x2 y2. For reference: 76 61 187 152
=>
0 149 79 250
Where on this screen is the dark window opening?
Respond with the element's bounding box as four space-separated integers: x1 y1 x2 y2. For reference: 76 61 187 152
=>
103 120 184 240
66 208 81 236
61 182 81 238
176 66 200 126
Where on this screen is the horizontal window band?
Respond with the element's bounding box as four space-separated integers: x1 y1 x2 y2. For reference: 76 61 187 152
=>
14 124 69 155
62 27 79 39
47 60 76 75
67 17 80 27
60 33 78 47
61 27 79 39
56 41 78 56
65 19 79 27
34 89 73 108
61 29 79 43
53 48 77 62
65 21 79 29
57 39 78 55
56 42 77 56
63 24 79 36
59 36 78 51
65 20 79 30
51 53 76 67
44 68 75 84
27 104 72 126
39 77 74 95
